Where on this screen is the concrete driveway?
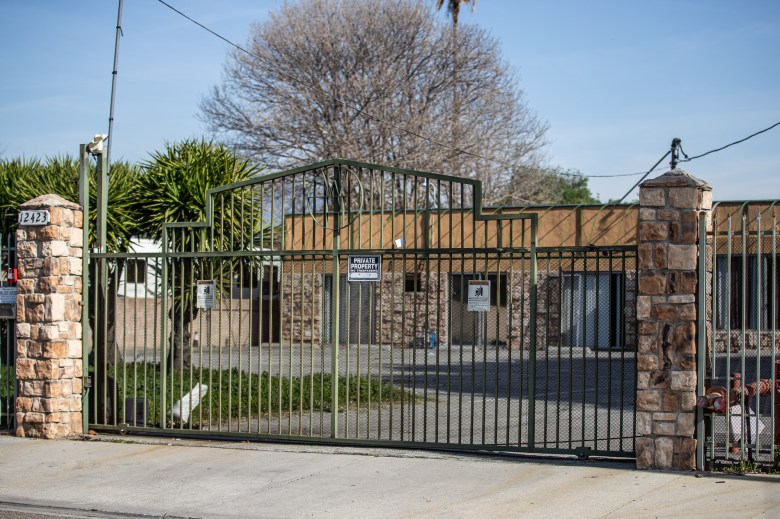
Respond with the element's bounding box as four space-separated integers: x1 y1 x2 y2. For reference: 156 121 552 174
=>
0 434 777 519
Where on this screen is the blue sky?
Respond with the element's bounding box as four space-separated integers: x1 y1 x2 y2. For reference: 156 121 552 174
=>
1 0 778 202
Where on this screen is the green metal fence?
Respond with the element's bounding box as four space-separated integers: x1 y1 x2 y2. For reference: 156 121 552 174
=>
1 232 17 431
87 160 637 457
699 201 780 468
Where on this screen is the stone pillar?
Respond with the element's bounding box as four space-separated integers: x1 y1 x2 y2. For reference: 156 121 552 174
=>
635 169 712 469
15 195 83 438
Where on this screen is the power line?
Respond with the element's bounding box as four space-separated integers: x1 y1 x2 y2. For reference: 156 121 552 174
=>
678 120 780 163
557 167 665 178
615 151 672 204
156 1 779 187
156 0 486 161
156 0 673 182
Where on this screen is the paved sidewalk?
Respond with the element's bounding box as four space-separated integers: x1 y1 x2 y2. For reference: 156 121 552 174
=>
0 435 778 519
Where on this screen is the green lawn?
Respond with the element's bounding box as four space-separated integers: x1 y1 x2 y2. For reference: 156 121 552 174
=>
113 363 413 427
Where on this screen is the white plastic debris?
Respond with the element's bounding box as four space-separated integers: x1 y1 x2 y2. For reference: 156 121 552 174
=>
170 383 208 423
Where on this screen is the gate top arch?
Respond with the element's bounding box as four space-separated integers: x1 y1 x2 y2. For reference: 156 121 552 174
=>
161 158 538 254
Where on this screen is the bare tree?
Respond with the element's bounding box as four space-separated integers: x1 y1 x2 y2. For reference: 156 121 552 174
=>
201 0 548 204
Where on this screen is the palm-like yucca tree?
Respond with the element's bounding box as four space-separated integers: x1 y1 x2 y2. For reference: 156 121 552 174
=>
137 139 264 370
0 155 142 250
435 0 476 175
0 156 143 385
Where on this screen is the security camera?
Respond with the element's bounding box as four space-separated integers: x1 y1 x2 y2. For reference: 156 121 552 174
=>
86 134 108 155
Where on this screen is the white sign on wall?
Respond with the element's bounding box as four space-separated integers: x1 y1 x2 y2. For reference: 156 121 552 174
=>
196 280 216 310
0 286 17 305
467 280 490 312
348 255 382 282
18 209 50 226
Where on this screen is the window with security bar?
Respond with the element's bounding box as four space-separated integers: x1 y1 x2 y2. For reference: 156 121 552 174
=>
715 255 780 330
124 259 146 284
561 272 624 350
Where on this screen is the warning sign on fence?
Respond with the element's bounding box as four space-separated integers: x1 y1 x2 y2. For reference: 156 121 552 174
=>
347 255 382 282
196 280 216 310
467 280 490 312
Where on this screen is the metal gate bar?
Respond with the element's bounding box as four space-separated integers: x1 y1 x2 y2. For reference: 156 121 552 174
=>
1 232 17 432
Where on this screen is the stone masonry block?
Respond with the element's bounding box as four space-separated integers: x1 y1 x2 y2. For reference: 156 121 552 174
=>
36 226 60 241
636 412 652 436
667 244 696 270
655 437 674 468
662 392 680 412
16 241 39 258
15 358 36 379
17 323 31 338
638 353 659 371
653 243 668 269
43 381 63 398
638 321 658 335
636 390 661 411
16 278 35 294
639 221 669 241
670 371 696 391
679 211 698 243
41 341 68 359
680 438 697 470
653 421 676 436
638 243 653 270
41 241 69 257
67 340 81 358
700 190 713 211
669 187 699 209
639 188 665 207
638 272 665 295
638 335 656 353
639 208 656 221
43 293 66 321
636 296 652 320
69 230 83 248
680 392 697 412
676 413 695 437
636 437 654 469
678 303 696 321
653 304 678 321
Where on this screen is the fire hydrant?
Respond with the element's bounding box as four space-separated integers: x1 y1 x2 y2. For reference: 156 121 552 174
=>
696 386 728 414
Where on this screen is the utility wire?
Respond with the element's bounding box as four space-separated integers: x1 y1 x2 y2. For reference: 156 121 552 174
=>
156 0 652 181
678 120 780 163
156 1 780 186
615 151 672 204
156 0 485 161
557 167 664 178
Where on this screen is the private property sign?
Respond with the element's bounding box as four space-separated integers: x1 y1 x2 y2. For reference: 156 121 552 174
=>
348 255 382 282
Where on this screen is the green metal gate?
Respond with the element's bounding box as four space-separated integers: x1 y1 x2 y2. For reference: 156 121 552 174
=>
698 201 780 468
88 160 637 457
1 232 17 432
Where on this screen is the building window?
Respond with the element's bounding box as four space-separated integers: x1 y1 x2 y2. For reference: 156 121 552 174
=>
561 272 624 349
715 255 780 330
405 273 421 293
125 259 146 284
